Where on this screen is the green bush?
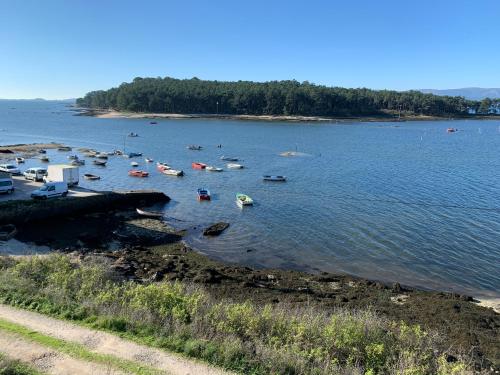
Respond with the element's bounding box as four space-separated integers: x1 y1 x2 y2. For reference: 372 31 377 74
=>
0 254 476 375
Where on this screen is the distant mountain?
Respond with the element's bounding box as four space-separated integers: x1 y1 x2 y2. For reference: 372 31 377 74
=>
419 88 500 100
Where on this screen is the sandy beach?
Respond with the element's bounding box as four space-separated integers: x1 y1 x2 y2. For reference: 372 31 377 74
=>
79 108 458 123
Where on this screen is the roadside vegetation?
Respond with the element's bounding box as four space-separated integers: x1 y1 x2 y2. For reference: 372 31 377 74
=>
0 255 476 374
0 353 42 375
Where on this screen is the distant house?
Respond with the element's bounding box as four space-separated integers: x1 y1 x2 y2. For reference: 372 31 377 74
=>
468 107 477 115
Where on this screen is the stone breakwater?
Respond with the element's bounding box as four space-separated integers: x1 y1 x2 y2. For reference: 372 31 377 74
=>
0 190 169 225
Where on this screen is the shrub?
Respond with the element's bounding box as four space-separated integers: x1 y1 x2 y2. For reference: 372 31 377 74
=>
0 254 476 374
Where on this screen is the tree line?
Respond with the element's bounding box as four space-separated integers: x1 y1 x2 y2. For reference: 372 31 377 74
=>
77 76 481 117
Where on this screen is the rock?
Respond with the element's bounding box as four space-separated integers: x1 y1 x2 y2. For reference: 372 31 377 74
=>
0 224 17 241
203 222 230 236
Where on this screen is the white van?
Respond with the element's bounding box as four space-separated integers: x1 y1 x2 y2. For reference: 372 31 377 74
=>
0 174 14 194
24 167 47 182
31 181 68 200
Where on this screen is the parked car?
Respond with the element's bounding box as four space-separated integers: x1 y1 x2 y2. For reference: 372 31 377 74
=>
31 181 68 200
0 172 14 194
23 167 47 182
0 164 21 175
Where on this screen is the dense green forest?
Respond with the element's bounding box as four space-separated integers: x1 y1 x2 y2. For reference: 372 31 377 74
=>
77 76 481 117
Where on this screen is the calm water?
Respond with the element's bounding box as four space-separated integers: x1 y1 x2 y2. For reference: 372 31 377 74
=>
1 100 499 298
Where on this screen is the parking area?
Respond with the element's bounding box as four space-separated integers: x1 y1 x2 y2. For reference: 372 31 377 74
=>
0 175 101 202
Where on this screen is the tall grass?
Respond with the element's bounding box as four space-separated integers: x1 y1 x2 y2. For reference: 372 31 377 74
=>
0 255 475 374
0 353 42 375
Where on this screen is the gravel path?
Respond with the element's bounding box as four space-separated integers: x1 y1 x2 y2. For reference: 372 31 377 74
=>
0 330 126 375
0 304 232 375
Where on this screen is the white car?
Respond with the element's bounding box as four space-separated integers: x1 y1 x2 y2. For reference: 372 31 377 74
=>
24 167 47 182
0 175 14 194
31 181 68 200
0 164 21 175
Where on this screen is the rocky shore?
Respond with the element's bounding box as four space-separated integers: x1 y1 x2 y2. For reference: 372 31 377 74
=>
2 208 498 371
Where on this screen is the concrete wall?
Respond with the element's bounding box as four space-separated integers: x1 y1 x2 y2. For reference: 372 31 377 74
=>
0 190 170 225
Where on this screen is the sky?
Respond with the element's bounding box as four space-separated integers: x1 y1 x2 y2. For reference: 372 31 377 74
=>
1 0 500 99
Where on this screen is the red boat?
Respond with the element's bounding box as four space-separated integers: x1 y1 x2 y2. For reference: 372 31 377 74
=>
192 162 207 170
128 170 149 177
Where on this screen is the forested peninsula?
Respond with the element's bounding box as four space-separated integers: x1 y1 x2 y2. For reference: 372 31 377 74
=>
77 76 481 118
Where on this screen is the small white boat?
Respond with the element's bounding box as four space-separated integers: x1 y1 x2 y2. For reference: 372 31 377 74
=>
84 152 97 158
236 193 253 208
93 160 106 166
15 157 25 163
131 162 139 167
220 156 238 161
136 208 163 217
227 163 243 169
162 168 184 176
40 156 49 162
145 158 154 163
96 153 108 159
206 166 223 172
263 175 286 182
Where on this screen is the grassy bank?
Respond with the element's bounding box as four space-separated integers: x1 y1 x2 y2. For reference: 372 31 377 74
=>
0 254 475 375
0 353 42 375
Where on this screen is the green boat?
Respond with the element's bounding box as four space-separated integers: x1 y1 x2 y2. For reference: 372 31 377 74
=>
236 193 253 207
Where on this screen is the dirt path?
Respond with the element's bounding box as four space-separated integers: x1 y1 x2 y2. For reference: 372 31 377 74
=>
0 304 232 375
0 330 126 375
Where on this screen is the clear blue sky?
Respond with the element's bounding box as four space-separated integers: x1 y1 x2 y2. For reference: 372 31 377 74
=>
1 0 499 99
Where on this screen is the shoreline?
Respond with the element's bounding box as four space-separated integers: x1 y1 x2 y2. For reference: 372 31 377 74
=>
1 207 497 369
75 108 500 123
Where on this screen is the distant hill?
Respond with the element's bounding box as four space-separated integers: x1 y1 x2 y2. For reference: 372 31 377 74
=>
420 88 500 100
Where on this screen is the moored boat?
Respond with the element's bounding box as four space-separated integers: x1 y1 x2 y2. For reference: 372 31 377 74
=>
130 161 139 167
58 146 72 152
149 121 157 125
263 175 286 182
15 157 25 163
206 166 223 172
192 162 207 170
40 156 49 162
447 128 457 133
161 168 184 176
128 170 148 177
71 159 85 166
128 132 139 137
236 193 253 207
187 145 203 150
136 208 163 217
84 173 100 180
124 152 142 158
197 188 211 201
145 158 154 163
220 156 238 161
157 162 170 170
227 163 243 169
93 160 106 166
96 153 108 159
67 155 79 160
